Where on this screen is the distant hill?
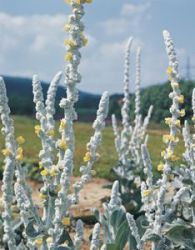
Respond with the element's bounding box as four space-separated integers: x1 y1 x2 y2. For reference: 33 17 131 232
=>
2 76 101 121
109 80 195 124
1 76 195 123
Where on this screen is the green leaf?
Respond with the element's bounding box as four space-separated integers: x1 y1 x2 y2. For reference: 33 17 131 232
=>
25 220 40 238
57 229 74 247
115 219 129 249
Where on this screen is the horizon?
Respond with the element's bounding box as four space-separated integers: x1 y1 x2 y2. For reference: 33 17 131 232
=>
0 0 195 94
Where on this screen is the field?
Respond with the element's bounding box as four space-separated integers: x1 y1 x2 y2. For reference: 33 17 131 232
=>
0 115 184 180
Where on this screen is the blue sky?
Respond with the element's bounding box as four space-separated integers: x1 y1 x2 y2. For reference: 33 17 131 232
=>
0 0 194 94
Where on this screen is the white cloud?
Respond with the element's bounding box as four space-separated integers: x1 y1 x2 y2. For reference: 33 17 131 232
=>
101 2 152 37
0 9 176 95
121 2 151 17
0 13 67 80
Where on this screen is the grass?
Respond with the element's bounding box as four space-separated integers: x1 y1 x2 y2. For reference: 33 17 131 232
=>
0 115 185 180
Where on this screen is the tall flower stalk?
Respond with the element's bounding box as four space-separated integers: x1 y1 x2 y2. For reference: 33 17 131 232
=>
153 30 184 234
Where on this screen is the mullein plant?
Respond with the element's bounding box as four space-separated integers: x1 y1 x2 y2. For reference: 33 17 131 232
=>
93 181 130 250
112 38 153 213
0 0 110 249
126 30 190 250
163 88 195 248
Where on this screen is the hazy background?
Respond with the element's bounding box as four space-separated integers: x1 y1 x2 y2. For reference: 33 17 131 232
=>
0 0 195 94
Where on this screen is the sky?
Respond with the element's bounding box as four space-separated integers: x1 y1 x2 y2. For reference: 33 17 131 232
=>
0 0 195 94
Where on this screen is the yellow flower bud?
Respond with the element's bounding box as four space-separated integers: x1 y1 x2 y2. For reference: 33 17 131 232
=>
59 119 66 131
61 217 71 226
65 52 73 61
50 169 58 177
46 237 53 244
35 238 43 246
39 193 47 199
81 35 88 46
64 39 77 48
177 95 184 104
16 136 25 145
41 168 49 176
170 154 179 162
175 119 181 128
16 147 24 161
166 66 173 75
166 148 174 159
34 125 41 135
165 117 172 126
83 152 91 162
58 140 67 151
64 24 71 32
2 148 12 157
143 189 152 197
163 134 179 144
179 109 185 117
157 163 164 172
171 82 179 89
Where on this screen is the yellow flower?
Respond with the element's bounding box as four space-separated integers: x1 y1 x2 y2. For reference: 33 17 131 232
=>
179 109 185 117
39 193 47 199
83 152 91 162
2 148 12 157
170 154 179 162
77 0 82 4
16 147 23 161
47 129 55 137
166 66 173 75
81 34 88 46
165 117 172 126
50 169 58 177
177 95 184 104
64 24 71 32
157 162 164 172
46 237 53 244
35 238 43 246
64 39 76 48
65 52 73 61
171 82 179 89
192 116 195 121
61 217 71 226
143 190 152 197
162 134 170 144
58 140 67 151
166 148 174 159
161 151 166 157
163 134 179 144
175 119 181 128
34 125 41 135
16 136 25 145
41 168 49 176
59 119 66 131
